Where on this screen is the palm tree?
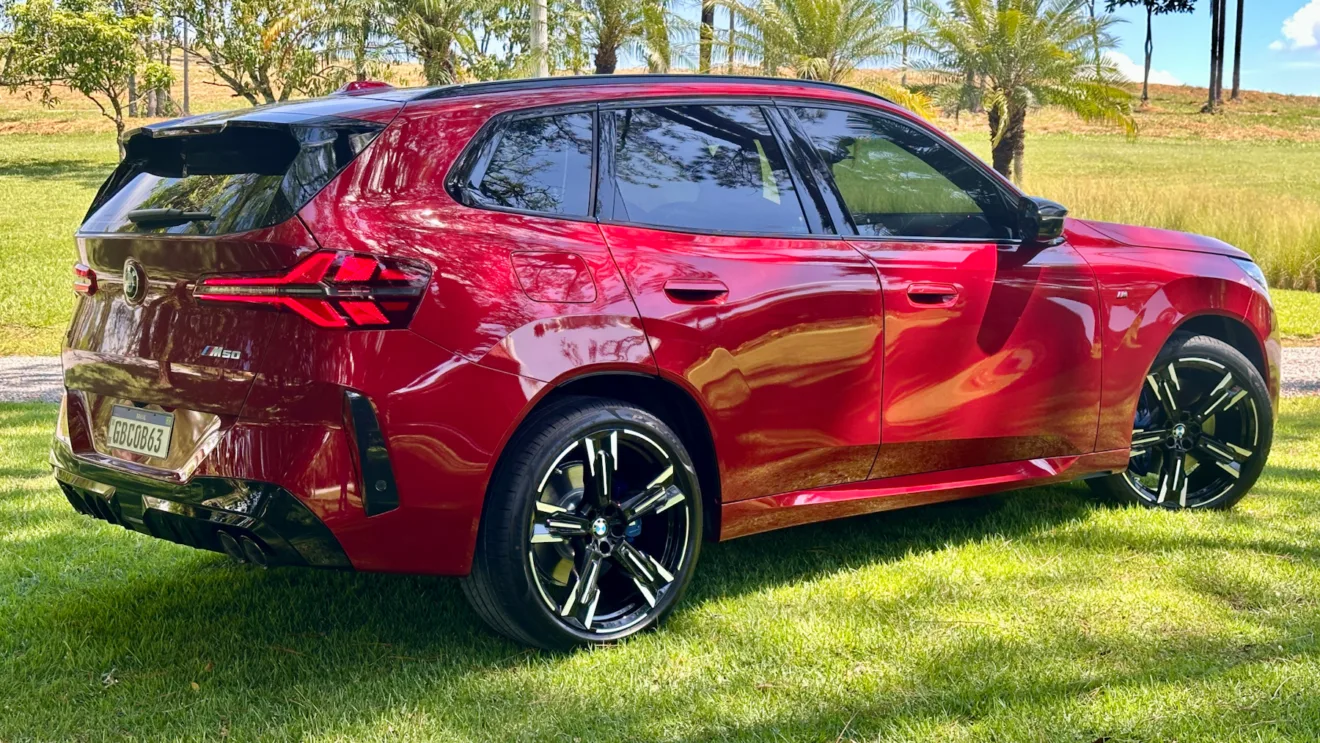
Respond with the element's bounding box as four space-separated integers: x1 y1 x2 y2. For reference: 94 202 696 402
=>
579 0 674 74
919 0 1135 182
730 0 902 82
393 0 475 84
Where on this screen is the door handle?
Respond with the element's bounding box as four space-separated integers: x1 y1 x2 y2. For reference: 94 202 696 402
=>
664 279 729 304
907 282 960 307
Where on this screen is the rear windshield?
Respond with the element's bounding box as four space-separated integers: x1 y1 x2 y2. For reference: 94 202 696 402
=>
82 121 382 236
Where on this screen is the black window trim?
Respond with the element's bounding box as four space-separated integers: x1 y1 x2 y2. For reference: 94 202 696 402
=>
444 102 601 224
775 100 1028 247
595 99 839 241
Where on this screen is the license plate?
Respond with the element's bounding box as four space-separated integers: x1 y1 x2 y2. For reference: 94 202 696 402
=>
108 405 174 459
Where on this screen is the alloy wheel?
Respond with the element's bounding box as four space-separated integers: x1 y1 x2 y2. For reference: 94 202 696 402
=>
1125 356 1262 508
526 428 694 635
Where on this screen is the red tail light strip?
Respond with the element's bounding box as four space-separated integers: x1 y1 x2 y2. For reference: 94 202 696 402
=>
194 251 429 329
74 264 98 295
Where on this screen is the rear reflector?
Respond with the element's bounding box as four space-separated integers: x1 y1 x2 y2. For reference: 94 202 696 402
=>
74 264 97 295
194 251 429 329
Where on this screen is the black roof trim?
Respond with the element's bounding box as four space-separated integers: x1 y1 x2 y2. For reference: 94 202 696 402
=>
414 74 891 104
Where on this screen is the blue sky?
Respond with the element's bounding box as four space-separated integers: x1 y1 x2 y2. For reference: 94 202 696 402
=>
1107 0 1320 95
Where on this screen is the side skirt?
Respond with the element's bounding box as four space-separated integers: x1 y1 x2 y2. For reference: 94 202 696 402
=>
719 449 1131 540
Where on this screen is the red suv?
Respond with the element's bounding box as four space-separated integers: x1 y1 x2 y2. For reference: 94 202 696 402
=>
54 76 1279 649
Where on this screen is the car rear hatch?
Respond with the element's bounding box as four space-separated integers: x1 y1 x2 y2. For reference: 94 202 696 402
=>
63 96 402 478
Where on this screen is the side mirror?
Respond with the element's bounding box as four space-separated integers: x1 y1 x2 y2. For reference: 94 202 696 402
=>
1017 196 1068 247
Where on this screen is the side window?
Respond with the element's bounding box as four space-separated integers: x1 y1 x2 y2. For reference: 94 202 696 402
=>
792 107 1014 240
474 111 593 216
609 105 808 234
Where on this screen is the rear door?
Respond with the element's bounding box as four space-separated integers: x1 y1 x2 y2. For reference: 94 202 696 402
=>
785 104 1103 479
65 109 392 474
596 102 885 504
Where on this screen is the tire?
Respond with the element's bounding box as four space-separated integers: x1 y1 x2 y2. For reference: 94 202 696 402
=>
462 395 703 650
1088 333 1273 511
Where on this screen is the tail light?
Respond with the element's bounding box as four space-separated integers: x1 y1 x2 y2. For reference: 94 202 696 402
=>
194 251 430 329
74 264 97 295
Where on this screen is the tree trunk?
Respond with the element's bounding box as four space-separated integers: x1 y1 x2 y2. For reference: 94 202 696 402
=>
159 44 173 115
1215 0 1227 102
1204 0 1219 113
355 14 369 81
181 20 190 115
1231 0 1244 99
727 8 736 73
901 0 908 87
127 72 137 117
595 44 618 75
1141 6 1152 103
989 103 1027 182
111 98 126 159
1087 0 1102 80
532 0 549 77
699 1 715 73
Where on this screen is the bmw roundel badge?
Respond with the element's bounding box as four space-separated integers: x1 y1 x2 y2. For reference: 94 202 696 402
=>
122 257 147 305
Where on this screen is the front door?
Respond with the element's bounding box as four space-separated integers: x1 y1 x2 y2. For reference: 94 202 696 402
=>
787 104 1103 479
597 103 885 504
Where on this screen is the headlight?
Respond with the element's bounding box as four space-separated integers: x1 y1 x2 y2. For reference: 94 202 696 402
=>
1233 258 1269 294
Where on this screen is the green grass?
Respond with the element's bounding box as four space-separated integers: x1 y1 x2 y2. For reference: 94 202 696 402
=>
0 130 1318 355
955 133 1320 291
0 133 117 355
3 399 1320 740
1275 289 1320 342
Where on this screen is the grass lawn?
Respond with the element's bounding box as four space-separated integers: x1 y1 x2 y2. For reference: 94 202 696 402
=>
2 399 1319 740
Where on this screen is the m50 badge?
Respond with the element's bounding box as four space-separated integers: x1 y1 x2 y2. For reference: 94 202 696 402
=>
201 346 242 360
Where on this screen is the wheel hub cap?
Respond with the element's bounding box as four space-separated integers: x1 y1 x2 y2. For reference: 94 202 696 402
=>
591 517 609 538
1172 423 1187 438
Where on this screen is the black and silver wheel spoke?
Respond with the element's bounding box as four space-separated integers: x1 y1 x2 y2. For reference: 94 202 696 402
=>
531 501 591 544
612 540 674 607
1195 434 1251 481
582 431 618 508
1130 426 1170 457
1155 451 1189 506
559 550 605 629
1146 363 1182 419
620 465 685 521
1192 370 1249 422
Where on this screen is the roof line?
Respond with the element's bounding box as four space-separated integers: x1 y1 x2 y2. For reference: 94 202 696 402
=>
414 74 891 104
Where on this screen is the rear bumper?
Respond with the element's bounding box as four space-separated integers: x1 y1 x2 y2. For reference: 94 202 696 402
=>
51 439 351 569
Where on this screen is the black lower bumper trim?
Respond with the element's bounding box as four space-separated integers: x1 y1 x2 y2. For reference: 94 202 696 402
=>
52 442 351 569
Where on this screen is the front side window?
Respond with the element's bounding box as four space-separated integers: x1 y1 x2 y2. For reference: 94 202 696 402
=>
792 107 1014 240
609 105 809 235
474 111 594 216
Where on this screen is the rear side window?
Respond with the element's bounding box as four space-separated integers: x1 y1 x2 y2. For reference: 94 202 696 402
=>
82 122 382 236
791 107 1014 240
608 105 808 235
471 112 594 217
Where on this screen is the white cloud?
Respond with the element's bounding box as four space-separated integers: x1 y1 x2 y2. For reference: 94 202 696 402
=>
1104 50 1183 86
1277 0 1320 50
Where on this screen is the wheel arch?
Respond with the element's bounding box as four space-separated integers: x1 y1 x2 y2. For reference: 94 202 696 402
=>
553 372 724 541
1170 311 1269 385
487 369 725 542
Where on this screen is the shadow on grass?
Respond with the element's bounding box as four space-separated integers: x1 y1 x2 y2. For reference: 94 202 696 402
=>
1 156 109 185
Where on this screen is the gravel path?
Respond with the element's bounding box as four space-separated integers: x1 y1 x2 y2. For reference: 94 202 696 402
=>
3 350 1319 404
0 356 63 403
